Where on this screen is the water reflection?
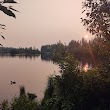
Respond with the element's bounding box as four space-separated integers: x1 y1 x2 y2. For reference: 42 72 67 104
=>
41 53 51 61
83 63 89 72
0 53 52 61
0 53 40 60
79 61 93 72
0 54 99 103
0 54 59 103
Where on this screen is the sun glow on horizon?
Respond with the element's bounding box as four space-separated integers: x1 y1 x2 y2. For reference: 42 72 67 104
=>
83 64 89 72
85 35 88 39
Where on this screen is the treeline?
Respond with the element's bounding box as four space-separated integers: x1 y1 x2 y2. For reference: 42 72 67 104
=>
1 36 109 60
0 47 41 55
41 37 110 62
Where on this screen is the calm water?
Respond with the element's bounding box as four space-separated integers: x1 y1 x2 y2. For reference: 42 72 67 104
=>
0 54 59 102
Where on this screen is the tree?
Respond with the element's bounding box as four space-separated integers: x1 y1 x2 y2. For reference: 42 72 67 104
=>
68 40 81 56
0 0 18 45
81 0 110 41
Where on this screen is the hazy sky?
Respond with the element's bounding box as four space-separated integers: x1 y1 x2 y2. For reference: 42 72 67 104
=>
0 0 93 49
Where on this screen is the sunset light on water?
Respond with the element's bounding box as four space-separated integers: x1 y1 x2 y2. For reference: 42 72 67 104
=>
83 63 89 72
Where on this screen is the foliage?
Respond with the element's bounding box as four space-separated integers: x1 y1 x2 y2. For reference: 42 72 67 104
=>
41 42 68 62
0 86 40 110
0 100 9 110
41 77 54 106
81 0 110 41
90 37 110 60
68 40 82 57
0 0 18 18
42 54 110 110
11 95 38 110
0 0 18 44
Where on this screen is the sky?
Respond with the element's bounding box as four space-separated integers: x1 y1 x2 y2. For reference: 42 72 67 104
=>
0 0 93 49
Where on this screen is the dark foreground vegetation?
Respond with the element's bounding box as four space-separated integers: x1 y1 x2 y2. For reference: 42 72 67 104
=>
0 86 40 110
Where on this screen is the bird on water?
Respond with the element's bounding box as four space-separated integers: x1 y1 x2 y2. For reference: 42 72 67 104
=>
11 81 16 84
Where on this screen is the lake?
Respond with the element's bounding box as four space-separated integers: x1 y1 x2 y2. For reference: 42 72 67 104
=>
0 54 60 103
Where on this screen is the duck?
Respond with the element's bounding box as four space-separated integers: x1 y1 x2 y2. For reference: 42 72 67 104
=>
11 81 16 84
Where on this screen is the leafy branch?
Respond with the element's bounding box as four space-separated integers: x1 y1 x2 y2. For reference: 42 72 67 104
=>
0 0 18 45
81 0 110 41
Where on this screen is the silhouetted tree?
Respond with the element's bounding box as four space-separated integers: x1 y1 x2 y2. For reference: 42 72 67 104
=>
68 40 82 57
81 0 110 41
0 0 18 45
